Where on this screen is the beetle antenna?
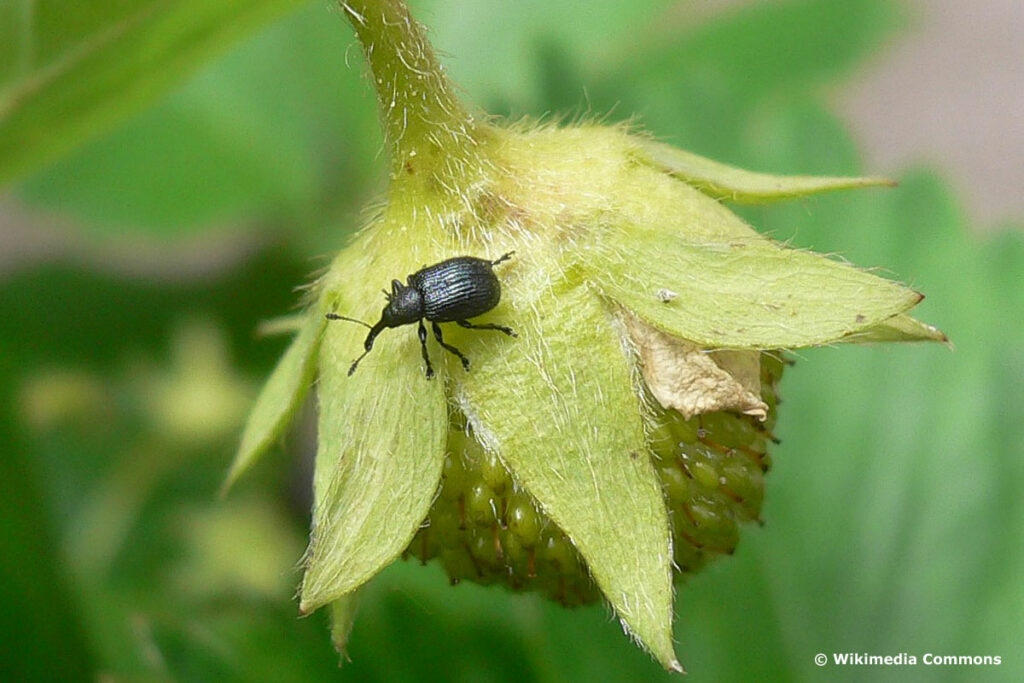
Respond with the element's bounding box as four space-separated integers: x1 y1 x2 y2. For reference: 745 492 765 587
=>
325 313 372 329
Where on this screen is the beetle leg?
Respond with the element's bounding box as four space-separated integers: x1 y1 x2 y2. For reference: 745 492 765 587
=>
417 320 435 378
346 320 387 376
432 322 470 371
456 319 517 338
491 251 515 266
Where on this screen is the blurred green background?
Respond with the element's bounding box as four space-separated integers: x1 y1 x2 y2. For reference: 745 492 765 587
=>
1 0 1021 680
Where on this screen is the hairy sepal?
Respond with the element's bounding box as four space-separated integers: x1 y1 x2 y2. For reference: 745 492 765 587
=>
586 222 923 349
222 312 324 493
300 240 448 613
457 284 678 671
329 591 360 661
840 313 948 344
637 138 895 203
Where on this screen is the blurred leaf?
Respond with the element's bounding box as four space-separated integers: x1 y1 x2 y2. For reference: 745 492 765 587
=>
588 0 904 171
0 0 312 187
633 0 905 95
15 3 381 243
424 0 666 111
0 407 95 680
150 604 339 682
339 560 680 682
0 245 326 679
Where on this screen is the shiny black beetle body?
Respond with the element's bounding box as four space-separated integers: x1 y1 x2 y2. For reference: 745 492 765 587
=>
411 256 502 322
327 252 516 378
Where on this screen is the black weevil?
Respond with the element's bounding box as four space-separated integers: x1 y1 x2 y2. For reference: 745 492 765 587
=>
327 252 516 378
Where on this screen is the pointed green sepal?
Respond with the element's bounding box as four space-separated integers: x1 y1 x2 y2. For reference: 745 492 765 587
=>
586 223 923 349
222 312 325 494
329 591 360 662
299 313 447 613
840 313 948 344
458 285 678 671
637 138 895 204
256 313 307 338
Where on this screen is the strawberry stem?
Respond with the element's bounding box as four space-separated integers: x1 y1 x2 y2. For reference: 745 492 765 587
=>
340 0 485 190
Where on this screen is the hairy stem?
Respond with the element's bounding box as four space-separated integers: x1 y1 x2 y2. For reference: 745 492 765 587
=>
340 0 484 187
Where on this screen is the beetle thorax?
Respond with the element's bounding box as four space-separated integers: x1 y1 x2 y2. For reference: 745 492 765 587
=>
382 283 424 326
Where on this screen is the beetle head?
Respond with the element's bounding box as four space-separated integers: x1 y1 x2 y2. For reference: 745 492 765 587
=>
381 279 423 326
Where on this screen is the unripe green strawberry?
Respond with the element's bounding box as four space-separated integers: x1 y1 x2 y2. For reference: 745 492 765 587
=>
405 353 783 602
223 0 946 671
410 418 603 606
